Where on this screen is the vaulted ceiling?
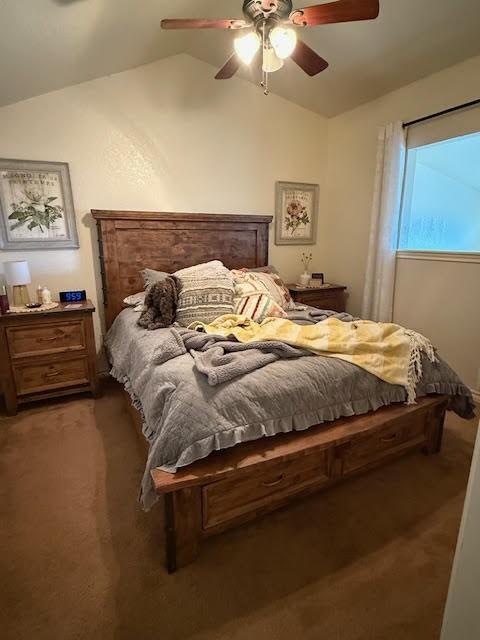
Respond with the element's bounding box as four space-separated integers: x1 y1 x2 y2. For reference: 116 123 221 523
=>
2 0 480 116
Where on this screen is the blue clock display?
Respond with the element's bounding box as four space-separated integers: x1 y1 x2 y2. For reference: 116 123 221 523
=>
59 290 87 303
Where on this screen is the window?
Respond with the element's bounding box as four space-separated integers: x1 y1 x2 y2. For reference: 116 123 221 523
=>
398 132 480 253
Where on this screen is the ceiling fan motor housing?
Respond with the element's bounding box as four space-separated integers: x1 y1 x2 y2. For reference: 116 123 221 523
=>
242 0 293 24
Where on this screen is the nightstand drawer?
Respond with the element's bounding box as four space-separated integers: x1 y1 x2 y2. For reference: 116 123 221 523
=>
6 320 86 358
302 293 343 311
288 284 347 313
13 356 90 396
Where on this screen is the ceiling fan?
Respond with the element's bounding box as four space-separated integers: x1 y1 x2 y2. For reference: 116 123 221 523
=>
161 0 380 94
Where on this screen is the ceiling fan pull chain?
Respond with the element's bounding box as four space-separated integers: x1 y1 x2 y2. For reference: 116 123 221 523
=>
262 67 269 95
260 22 269 95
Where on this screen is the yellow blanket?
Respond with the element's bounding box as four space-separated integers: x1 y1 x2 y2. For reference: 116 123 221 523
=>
190 314 436 403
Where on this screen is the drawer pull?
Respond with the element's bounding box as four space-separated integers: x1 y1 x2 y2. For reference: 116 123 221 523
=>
44 370 60 378
262 474 285 487
380 432 399 443
38 336 57 342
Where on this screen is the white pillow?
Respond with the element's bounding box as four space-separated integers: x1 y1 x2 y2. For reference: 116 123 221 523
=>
123 291 146 312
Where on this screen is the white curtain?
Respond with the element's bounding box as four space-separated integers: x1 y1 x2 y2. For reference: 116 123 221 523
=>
361 121 406 322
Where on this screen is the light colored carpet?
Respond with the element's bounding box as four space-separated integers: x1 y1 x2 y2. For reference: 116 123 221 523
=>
0 380 477 640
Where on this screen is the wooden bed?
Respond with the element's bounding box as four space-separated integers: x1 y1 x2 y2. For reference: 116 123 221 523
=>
92 209 448 573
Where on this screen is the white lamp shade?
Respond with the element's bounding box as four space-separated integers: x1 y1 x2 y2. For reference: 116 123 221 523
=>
262 48 284 73
234 31 260 65
4 260 31 286
270 27 297 60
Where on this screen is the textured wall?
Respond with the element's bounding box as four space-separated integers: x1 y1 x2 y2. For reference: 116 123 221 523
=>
0 54 328 352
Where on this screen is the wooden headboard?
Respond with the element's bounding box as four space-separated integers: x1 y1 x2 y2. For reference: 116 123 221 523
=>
91 210 272 328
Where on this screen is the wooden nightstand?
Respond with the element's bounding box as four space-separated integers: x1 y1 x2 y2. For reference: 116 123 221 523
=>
0 300 97 415
288 284 347 312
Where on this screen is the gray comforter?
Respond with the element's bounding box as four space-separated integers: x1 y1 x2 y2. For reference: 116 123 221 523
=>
105 308 475 509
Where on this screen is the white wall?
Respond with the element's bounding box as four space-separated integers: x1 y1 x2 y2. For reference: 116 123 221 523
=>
0 54 328 352
325 54 480 389
393 259 480 388
441 422 480 640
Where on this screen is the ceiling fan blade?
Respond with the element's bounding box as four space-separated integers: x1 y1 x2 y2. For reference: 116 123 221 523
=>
161 18 248 30
290 39 329 76
290 0 379 27
215 54 241 80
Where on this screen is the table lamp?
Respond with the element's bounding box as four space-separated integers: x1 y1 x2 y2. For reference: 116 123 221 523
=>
4 260 31 306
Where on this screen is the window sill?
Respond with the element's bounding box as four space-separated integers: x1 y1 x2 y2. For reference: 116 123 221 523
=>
396 250 480 264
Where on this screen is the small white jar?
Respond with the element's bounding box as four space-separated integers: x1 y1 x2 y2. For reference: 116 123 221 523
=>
298 272 311 287
41 286 52 305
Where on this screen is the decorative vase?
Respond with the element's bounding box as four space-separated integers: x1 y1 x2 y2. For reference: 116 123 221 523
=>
41 287 52 305
299 272 311 287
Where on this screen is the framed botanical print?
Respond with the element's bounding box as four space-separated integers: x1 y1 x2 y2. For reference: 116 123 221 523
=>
0 159 79 250
275 181 319 245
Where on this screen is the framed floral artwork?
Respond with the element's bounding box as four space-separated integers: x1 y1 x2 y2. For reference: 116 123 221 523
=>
0 159 79 250
275 181 319 245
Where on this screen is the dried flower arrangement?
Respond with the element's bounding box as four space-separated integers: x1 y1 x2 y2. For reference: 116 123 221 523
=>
301 251 313 273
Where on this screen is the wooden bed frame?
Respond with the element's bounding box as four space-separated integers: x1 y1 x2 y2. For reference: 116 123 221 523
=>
92 209 448 573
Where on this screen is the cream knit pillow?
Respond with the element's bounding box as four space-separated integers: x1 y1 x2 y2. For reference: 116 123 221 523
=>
174 261 234 327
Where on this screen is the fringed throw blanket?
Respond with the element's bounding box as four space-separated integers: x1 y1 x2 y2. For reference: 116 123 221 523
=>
137 277 179 330
190 315 438 403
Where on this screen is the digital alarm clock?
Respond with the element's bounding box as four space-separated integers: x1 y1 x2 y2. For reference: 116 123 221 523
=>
59 290 87 303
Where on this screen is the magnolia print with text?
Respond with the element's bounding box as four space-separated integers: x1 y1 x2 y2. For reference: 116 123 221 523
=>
2 170 66 240
0 160 79 250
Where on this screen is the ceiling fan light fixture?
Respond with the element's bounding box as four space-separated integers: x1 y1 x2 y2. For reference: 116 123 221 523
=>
162 0 381 85
234 31 261 65
262 47 284 73
269 26 297 59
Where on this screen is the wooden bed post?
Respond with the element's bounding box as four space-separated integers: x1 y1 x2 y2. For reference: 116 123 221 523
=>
164 487 202 573
423 397 448 455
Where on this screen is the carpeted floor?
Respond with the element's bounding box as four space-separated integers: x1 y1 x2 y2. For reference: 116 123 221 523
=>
0 380 477 640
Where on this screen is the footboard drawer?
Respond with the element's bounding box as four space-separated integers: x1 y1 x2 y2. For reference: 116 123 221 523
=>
202 451 330 529
341 418 427 474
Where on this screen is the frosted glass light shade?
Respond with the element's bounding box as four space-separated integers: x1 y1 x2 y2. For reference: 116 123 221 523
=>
270 27 297 59
262 48 284 73
234 31 260 65
4 260 31 286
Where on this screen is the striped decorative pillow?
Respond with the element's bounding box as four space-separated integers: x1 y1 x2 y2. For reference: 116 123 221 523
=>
234 291 287 322
231 269 295 310
174 261 235 327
